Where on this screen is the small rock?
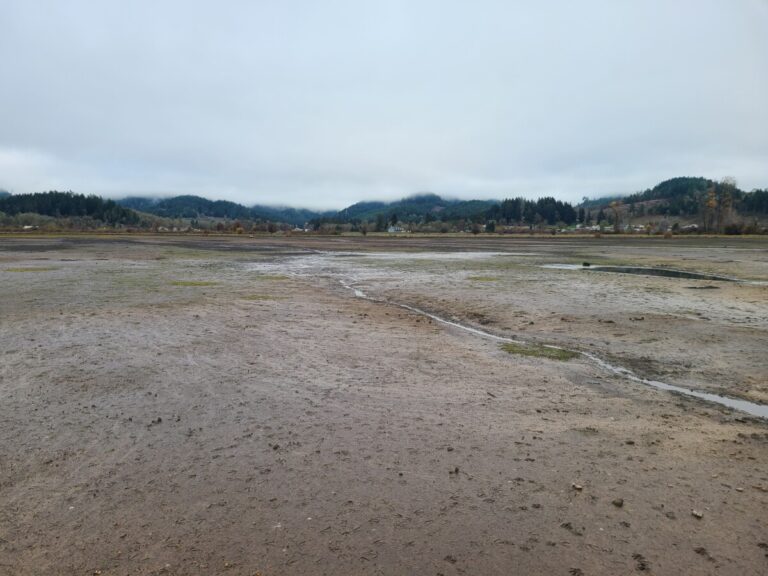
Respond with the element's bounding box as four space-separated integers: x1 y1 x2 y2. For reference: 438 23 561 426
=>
612 498 624 508
691 509 703 519
572 483 583 491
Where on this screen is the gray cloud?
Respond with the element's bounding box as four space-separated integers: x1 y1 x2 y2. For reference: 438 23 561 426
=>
1 0 766 208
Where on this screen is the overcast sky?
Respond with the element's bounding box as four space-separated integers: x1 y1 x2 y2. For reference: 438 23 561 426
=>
1 1 766 209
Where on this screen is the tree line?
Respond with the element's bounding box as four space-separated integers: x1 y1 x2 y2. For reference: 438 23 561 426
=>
2 178 767 233
485 197 577 226
0 191 140 225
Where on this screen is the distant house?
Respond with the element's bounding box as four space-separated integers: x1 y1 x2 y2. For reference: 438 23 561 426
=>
387 225 404 233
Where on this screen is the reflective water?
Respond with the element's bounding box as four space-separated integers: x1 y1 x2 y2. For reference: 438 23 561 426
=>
341 279 768 420
541 263 739 282
248 253 768 420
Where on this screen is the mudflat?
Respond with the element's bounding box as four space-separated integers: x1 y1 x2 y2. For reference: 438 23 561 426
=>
1 235 767 575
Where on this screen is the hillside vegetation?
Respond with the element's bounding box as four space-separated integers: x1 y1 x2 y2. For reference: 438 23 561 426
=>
338 193 496 222
118 195 331 226
0 191 141 228
2 176 767 233
581 177 768 233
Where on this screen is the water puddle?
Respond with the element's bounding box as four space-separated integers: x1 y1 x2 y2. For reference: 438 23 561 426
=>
542 263 739 282
246 254 767 420
332 251 527 261
541 263 584 270
341 279 768 420
589 266 736 282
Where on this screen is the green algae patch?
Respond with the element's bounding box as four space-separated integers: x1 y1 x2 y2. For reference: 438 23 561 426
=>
4 267 59 272
500 342 579 361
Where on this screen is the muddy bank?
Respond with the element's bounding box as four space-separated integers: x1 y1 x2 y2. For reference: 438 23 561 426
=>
339 278 768 420
1 236 767 575
244 243 768 404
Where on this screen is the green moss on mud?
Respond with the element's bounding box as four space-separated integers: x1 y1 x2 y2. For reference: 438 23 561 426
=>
500 342 579 361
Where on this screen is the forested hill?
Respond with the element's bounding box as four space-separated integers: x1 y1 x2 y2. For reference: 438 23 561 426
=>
117 195 327 225
4 176 767 232
119 195 253 220
0 190 10 199
117 193 497 226
627 176 714 203
0 191 139 225
252 205 334 226
581 177 768 217
336 194 497 222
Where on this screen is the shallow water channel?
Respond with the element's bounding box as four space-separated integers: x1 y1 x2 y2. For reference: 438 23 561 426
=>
250 252 768 420
339 279 768 420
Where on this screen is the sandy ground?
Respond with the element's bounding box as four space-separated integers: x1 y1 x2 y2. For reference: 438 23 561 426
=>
1 235 767 575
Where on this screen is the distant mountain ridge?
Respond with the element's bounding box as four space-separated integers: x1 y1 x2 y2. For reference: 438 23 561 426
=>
119 195 252 220
117 195 332 226
2 176 766 232
116 192 497 225
337 193 497 223
115 180 768 227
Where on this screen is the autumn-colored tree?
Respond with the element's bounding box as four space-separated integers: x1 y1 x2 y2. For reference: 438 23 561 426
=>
718 177 737 232
610 201 622 233
704 187 717 232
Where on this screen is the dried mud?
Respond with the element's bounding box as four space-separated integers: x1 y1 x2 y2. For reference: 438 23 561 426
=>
1 235 767 575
